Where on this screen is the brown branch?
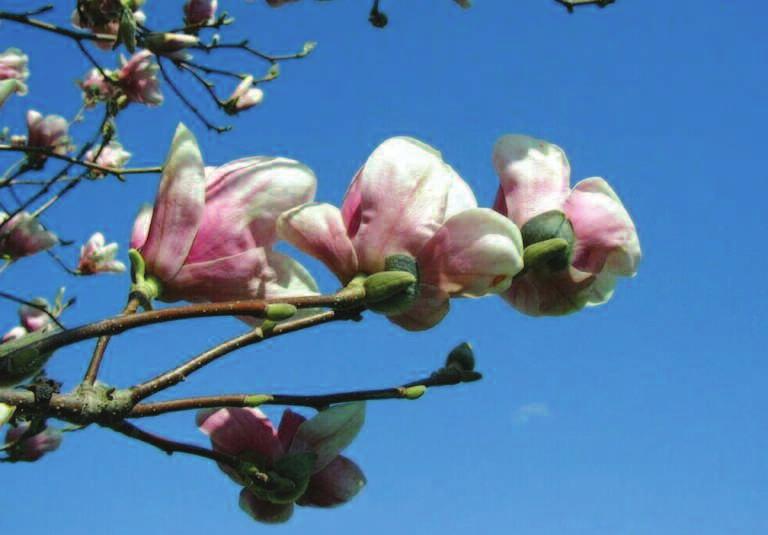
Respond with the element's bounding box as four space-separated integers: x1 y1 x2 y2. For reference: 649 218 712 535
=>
0 8 116 44
130 310 354 401
82 296 142 386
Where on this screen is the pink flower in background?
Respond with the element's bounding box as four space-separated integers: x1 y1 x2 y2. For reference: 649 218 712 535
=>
0 211 58 260
198 403 366 524
130 123 318 303
184 0 218 25
4 423 62 462
278 136 524 330
0 48 29 107
77 232 126 274
26 110 72 157
84 141 131 171
18 299 54 333
492 134 641 315
78 68 118 108
224 76 264 113
117 51 163 106
71 2 146 51
1 326 27 344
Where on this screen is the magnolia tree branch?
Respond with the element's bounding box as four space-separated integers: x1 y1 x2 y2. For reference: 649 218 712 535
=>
0 7 116 44
554 0 616 12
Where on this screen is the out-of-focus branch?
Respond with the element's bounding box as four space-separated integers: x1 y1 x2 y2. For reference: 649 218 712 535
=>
555 0 616 12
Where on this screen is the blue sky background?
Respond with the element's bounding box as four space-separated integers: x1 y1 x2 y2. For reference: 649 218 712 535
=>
2 0 767 533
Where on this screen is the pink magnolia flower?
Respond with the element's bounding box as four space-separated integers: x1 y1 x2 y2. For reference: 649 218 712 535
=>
77 232 126 274
278 136 524 330
130 123 318 303
117 51 163 106
19 299 54 332
0 48 29 106
198 403 366 524
4 423 62 462
224 76 264 114
184 0 218 25
84 141 131 172
0 211 58 260
72 2 146 51
1 326 27 343
26 110 72 158
492 134 641 316
79 68 118 108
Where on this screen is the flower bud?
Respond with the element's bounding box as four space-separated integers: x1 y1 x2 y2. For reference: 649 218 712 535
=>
363 271 418 315
77 232 127 274
224 76 264 114
26 110 73 160
184 0 218 25
445 342 475 371
144 33 200 55
265 303 297 321
401 385 426 400
0 211 58 260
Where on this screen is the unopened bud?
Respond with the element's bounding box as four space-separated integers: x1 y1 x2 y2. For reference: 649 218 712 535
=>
523 238 570 273
363 271 418 315
265 303 297 321
446 342 475 371
144 33 200 55
401 385 426 400
520 210 574 271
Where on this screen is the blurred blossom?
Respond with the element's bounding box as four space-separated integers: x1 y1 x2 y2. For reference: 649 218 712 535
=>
278 136 524 330
492 135 641 315
118 51 163 106
130 123 317 304
4 423 62 462
26 110 73 159
184 0 218 25
224 76 264 114
198 403 366 524
0 48 29 107
78 68 118 108
72 1 146 50
77 232 126 274
84 141 132 173
0 212 58 261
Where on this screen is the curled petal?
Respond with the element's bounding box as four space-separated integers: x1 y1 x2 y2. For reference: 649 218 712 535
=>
129 204 153 250
351 137 477 273
140 124 205 281
277 203 359 283
289 402 365 472
417 208 524 297
492 135 570 226
239 489 294 524
298 455 366 508
387 283 450 331
197 408 283 463
277 409 307 451
564 177 641 276
263 251 319 299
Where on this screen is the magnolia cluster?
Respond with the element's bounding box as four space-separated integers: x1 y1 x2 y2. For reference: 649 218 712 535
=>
131 124 640 327
198 403 366 523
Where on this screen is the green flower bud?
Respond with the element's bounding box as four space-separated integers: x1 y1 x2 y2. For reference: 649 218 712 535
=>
265 304 297 321
363 271 418 315
445 342 475 371
520 210 574 272
401 385 427 400
523 238 570 273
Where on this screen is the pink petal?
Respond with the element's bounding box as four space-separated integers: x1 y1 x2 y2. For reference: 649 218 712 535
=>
129 204 153 250
492 135 570 226
162 247 271 303
340 169 363 235
277 203 359 283
288 402 365 472
186 157 316 264
140 124 205 281
277 409 307 451
197 407 283 463
564 177 641 276
387 284 450 331
350 137 477 274
417 208 524 297
239 489 294 524
298 455 366 508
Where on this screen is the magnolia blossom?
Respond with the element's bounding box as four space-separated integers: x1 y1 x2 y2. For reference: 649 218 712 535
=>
118 51 163 106
224 76 264 113
72 2 146 51
278 136 524 330
130 123 318 303
85 141 132 172
198 403 366 524
19 299 54 332
1 326 27 343
0 48 29 107
4 423 62 462
184 0 218 25
79 68 117 108
0 212 58 260
77 232 126 274
492 134 641 315
26 110 72 157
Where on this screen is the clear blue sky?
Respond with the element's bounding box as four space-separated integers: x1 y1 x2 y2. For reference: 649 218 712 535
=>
2 0 767 533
